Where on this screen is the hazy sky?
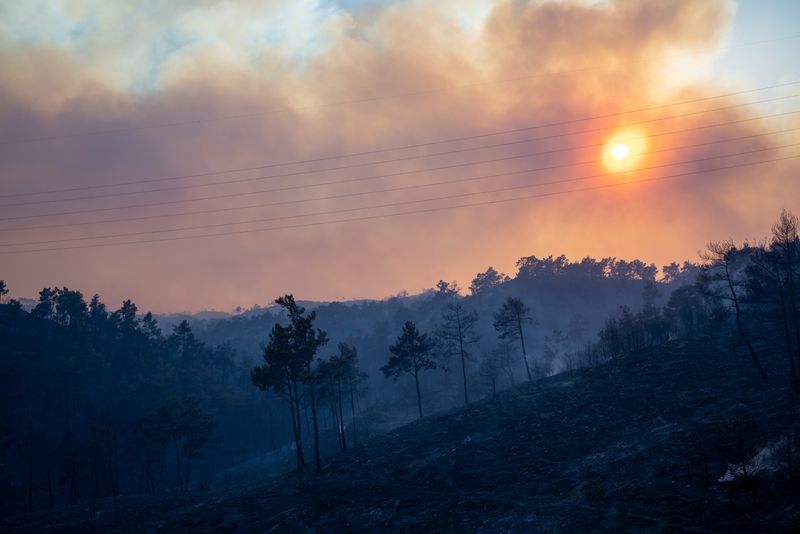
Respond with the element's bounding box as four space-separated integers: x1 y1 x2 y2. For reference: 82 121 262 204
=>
1 0 798 312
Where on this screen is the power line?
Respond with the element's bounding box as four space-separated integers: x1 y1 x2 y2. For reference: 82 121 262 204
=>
1 109 797 224
0 80 800 198
4 125 798 233
2 154 796 255
2 32 799 146
4 144 797 248
3 92 798 209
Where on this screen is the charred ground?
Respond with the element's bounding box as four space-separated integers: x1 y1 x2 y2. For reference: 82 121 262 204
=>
4 332 799 533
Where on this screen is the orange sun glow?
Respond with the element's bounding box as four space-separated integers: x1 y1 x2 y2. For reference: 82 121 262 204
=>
611 143 629 160
603 127 648 173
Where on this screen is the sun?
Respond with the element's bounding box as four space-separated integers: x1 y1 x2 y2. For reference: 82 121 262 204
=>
611 143 629 161
603 127 648 173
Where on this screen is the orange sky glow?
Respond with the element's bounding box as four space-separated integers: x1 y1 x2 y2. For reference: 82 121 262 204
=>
0 0 798 312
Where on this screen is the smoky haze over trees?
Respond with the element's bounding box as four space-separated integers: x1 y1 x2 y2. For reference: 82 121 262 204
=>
382 321 438 419
493 297 536 382
436 300 480 406
251 295 329 472
2 210 800 522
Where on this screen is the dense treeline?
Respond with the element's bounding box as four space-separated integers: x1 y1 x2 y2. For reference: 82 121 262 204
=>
0 292 294 513
578 209 800 393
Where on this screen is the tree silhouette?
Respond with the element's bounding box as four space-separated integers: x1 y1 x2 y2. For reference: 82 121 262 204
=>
434 280 460 298
771 210 800 379
317 352 349 451
251 295 328 473
145 397 217 494
382 321 437 419
437 301 479 405
329 343 366 447
0 280 8 305
469 267 509 295
276 295 328 473
251 320 306 471
318 344 366 452
751 241 798 392
493 297 535 382
478 343 504 398
702 241 768 381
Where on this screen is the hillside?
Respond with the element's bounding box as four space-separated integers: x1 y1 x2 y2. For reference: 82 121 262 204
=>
191 268 669 385
5 332 798 533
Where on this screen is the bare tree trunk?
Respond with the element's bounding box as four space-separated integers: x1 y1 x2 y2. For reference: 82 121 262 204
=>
337 383 347 451
517 316 533 382
348 377 358 447
724 261 768 380
413 359 423 419
287 382 300 471
288 378 304 471
457 313 469 405
308 378 321 473
294 381 305 467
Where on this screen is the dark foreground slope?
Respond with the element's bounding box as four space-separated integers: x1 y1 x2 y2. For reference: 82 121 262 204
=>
5 338 799 533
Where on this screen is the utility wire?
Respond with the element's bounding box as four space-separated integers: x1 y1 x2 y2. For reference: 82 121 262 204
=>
2 154 796 255
2 92 797 208
1 109 797 224
3 124 798 233
4 144 797 248
0 80 800 198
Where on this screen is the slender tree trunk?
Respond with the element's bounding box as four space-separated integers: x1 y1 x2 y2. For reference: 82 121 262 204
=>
413 361 423 419
517 316 533 382
308 375 321 473
288 397 301 471
506 357 516 387
724 261 768 380
457 319 469 405
293 381 304 466
289 378 304 470
348 377 358 446
337 383 347 451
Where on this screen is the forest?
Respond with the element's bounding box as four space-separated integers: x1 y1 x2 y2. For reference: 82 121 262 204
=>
1 210 799 523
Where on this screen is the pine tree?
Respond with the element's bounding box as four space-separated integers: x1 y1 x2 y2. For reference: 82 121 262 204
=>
382 321 437 419
493 297 536 382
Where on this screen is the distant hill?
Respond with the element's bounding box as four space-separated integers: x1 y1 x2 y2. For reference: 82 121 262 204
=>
185 257 684 413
